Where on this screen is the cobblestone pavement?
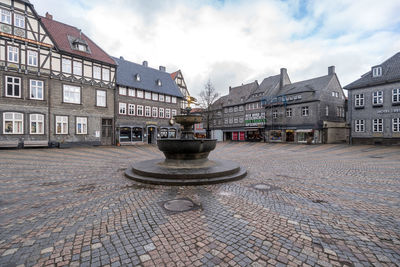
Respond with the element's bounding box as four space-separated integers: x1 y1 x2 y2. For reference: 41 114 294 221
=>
0 143 399 267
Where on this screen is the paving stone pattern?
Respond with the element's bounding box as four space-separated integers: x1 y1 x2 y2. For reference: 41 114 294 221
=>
0 143 399 266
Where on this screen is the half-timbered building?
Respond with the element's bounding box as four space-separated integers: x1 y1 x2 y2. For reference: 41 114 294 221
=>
171 69 190 109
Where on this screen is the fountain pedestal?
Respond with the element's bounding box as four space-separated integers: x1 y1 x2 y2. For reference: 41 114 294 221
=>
125 110 246 185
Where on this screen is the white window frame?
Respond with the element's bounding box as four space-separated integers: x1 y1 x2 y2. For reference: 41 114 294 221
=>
392 89 400 104
355 120 365 132
55 116 68 134
93 66 101 79
239 106 244 111
128 89 135 97
373 119 383 132
27 50 38 67
159 108 164 118
128 104 135 115
239 117 244 123
393 118 400 132
229 117 233 124
273 110 278 118
224 118 228 124
152 107 158 118
3 112 23 134
145 106 151 117
152 93 158 101
301 106 309 117
7 46 18 63
355 94 364 107
165 108 171 119
96 90 106 107
325 106 329 116
62 58 72 74
102 68 110 82
30 80 44 100
172 109 177 117
119 87 127 95
372 67 382 77
14 13 25 28
119 103 127 115
372 91 383 105
172 97 177 104
286 108 292 117
145 92 151 100
63 85 81 104
165 95 171 103
159 94 164 102
1 9 11 24
234 117 238 123
5 76 21 98
76 117 87 134
137 90 144 98
137 105 144 116
30 114 44 134
73 61 82 76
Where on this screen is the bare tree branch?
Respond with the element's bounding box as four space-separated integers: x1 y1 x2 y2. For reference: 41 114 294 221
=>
198 79 219 138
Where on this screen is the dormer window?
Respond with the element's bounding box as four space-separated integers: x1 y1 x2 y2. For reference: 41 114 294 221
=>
68 35 90 53
157 79 162 86
372 66 382 77
135 74 141 82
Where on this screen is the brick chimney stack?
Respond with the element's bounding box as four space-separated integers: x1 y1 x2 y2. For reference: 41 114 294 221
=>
328 66 335 75
279 68 288 89
45 12 53 20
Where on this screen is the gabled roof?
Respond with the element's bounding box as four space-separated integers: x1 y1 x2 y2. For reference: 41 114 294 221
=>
211 95 228 110
224 81 258 107
40 16 115 65
112 57 183 98
345 52 400 90
247 74 280 102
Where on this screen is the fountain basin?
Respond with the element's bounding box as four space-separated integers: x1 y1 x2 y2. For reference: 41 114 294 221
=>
157 139 217 160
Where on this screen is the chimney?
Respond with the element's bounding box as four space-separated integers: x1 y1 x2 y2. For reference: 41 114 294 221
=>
45 12 53 20
142 61 148 67
229 86 232 92
159 66 166 72
328 66 335 75
119 56 124 60
279 68 287 89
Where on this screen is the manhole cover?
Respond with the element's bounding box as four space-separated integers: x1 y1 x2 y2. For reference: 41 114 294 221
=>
164 199 195 212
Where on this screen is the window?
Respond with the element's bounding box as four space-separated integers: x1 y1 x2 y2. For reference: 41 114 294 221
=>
301 106 309 116
224 118 228 124
8 46 18 63
128 89 135 97
30 80 43 100
14 13 25 28
3 112 23 134
159 94 164 102
159 108 164 118
165 108 171 119
372 66 382 77
62 58 72 74
63 85 81 104
273 110 278 118
165 95 171 103
119 87 126 95
224 108 228 113
137 105 143 116
73 61 82 76
234 106 238 112
286 108 292 117
372 91 383 105
152 107 158 117
234 117 238 123
96 90 106 107
145 106 151 117
172 97 177 104
338 107 345 118
27 51 38 66
297 95 302 100
239 117 244 123
135 74 140 81
393 89 400 104
137 90 143 98
229 118 233 124
76 117 87 134
217 111 221 116
102 68 110 81
355 120 365 133
157 79 162 86
325 106 329 116
229 107 233 113
56 116 68 134
152 93 158 101
93 66 101 79
145 92 151 100
172 109 177 117
332 92 339 98
355 94 364 107
5 76 21 98
393 118 400 132
239 106 244 111
373 119 383 132
1 9 11 24
128 104 135 115
30 114 44 134
119 103 126 114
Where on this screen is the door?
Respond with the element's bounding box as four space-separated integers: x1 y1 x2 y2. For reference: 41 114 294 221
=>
101 119 113 145
147 127 156 144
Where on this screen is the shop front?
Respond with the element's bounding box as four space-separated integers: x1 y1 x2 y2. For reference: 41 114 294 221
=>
223 129 245 141
160 127 178 139
119 126 144 144
232 131 245 141
285 130 295 142
118 124 179 145
246 128 263 142
269 130 282 142
296 129 315 143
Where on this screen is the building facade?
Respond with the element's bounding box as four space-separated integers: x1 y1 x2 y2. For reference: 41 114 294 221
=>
113 57 183 145
0 0 116 147
345 52 400 145
171 70 190 109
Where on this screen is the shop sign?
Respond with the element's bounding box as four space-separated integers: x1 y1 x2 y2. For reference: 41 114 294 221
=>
146 121 158 125
377 109 400 114
245 112 266 126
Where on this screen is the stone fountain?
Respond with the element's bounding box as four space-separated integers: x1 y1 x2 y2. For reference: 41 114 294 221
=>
125 107 247 185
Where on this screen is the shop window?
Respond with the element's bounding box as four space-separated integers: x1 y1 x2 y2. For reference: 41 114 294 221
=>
132 127 143 141
269 130 282 141
119 127 132 142
168 129 177 138
160 128 168 138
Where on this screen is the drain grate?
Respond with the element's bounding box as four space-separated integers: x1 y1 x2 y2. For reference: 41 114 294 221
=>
161 198 200 213
252 183 280 192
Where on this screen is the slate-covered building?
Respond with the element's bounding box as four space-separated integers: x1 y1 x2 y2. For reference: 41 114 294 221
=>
345 52 400 145
113 57 183 145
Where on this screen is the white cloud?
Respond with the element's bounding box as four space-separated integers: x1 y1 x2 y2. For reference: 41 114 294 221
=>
33 0 400 97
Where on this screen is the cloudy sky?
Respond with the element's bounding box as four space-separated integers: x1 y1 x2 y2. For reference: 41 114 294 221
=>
34 0 400 98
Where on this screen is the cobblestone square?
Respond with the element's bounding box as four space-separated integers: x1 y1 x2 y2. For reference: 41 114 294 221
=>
0 143 399 266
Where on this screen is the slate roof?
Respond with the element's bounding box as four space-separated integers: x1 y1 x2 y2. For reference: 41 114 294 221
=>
112 57 183 98
224 81 259 107
40 16 115 65
345 52 400 90
247 75 281 102
211 95 228 110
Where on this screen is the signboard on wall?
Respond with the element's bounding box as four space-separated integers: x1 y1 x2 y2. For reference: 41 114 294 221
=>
245 113 266 127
